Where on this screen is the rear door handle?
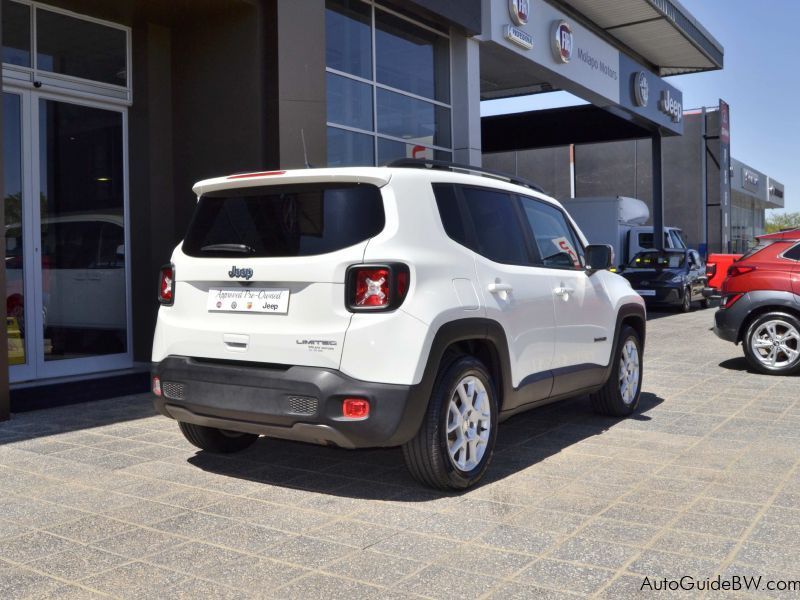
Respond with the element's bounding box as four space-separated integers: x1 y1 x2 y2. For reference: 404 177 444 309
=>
487 283 513 294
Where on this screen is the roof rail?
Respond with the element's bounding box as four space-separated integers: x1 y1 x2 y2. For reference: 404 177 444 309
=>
386 158 545 194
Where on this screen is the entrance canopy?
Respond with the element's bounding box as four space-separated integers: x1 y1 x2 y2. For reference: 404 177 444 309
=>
482 105 652 152
557 0 724 75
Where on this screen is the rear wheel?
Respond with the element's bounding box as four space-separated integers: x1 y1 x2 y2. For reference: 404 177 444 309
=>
743 312 800 375
178 422 259 453
403 355 498 490
591 325 643 417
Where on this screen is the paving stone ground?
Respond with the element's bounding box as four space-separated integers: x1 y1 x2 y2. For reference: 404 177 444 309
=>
1 308 799 599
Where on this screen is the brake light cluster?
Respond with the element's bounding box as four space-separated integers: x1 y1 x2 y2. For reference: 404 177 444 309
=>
346 264 410 311
706 263 717 279
158 264 175 305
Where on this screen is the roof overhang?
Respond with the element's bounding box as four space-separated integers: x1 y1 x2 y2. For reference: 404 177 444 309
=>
552 0 723 75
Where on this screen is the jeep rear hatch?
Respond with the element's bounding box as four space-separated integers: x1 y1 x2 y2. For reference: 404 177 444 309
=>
160 181 385 369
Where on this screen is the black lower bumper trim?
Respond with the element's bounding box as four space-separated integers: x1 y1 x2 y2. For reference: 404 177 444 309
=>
152 356 426 448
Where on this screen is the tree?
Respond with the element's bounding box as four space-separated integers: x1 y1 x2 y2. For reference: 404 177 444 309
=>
765 212 800 233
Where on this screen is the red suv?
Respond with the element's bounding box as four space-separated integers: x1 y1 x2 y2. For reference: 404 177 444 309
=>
713 229 800 374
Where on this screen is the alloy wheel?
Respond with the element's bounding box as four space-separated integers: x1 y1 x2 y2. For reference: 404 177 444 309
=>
751 320 800 369
618 339 640 405
446 376 491 472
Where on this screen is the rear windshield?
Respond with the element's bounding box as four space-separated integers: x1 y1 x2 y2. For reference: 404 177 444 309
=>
628 251 686 269
182 183 385 258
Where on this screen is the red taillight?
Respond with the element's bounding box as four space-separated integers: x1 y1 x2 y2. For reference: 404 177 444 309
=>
727 264 756 278
159 264 174 305
346 264 409 311
706 263 717 279
152 376 162 397
354 268 390 307
342 398 370 419
723 293 743 309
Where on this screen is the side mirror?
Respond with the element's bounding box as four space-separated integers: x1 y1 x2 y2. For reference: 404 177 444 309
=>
585 244 614 272
116 244 125 257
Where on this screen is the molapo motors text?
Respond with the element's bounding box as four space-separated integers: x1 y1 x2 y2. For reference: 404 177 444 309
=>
576 48 618 80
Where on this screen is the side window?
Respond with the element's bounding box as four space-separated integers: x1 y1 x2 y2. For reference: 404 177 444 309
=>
519 196 585 269
784 243 800 261
432 183 469 248
460 188 531 266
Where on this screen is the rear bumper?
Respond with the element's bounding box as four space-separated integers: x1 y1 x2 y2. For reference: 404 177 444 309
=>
152 356 427 449
712 295 752 343
702 286 721 299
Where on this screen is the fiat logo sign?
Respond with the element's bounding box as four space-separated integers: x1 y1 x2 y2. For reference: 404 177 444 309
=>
508 0 529 26
633 71 649 107
551 20 573 63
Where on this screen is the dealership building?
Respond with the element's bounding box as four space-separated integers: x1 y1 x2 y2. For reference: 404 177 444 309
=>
0 0 724 415
484 104 786 254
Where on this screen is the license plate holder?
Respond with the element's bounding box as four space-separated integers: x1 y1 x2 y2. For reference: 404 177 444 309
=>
207 288 290 314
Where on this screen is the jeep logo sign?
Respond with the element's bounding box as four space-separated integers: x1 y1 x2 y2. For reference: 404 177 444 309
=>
508 0 529 26
228 266 253 280
551 21 573 63
659 89 682 123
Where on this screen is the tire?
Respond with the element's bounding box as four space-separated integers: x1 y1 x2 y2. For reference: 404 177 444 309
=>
700 297 711 309
743 312 800 376
403 355 498 490
178 421 259 453
679 287 692 313
591 325 643 417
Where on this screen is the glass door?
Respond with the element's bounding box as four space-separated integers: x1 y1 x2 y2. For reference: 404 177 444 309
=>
34 96 129 378
2 87 130 382
4 90 36 381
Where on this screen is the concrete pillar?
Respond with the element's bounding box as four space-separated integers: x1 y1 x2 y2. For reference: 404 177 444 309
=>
652 131 664 250
451 34 482 166
273 0 327 169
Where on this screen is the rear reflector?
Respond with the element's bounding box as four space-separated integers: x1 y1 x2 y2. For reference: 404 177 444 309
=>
152 376 162 397
226 170 286 179
342 398 370 419
723 293 743 309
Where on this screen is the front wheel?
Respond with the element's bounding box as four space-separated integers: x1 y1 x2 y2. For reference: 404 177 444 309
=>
680 287 692 313
178 422 259 453
743 312 800 375
403 355 498 490
591 325 643 416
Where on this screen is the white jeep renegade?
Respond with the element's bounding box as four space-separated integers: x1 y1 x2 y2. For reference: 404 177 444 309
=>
152 160 646 490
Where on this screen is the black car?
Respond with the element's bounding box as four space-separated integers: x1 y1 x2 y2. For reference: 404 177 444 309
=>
621 249 709 312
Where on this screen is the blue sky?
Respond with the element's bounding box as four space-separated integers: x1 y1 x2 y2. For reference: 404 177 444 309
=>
481 0 799 213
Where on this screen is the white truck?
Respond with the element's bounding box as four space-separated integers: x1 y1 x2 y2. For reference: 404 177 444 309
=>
562 196 686 268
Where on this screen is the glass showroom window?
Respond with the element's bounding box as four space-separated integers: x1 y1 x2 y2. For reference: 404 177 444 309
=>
325 0 452 166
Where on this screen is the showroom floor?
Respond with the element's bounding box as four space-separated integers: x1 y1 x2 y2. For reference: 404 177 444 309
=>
1 308 798 599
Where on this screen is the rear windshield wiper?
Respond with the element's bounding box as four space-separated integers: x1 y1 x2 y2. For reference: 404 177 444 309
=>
200 243 256 255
